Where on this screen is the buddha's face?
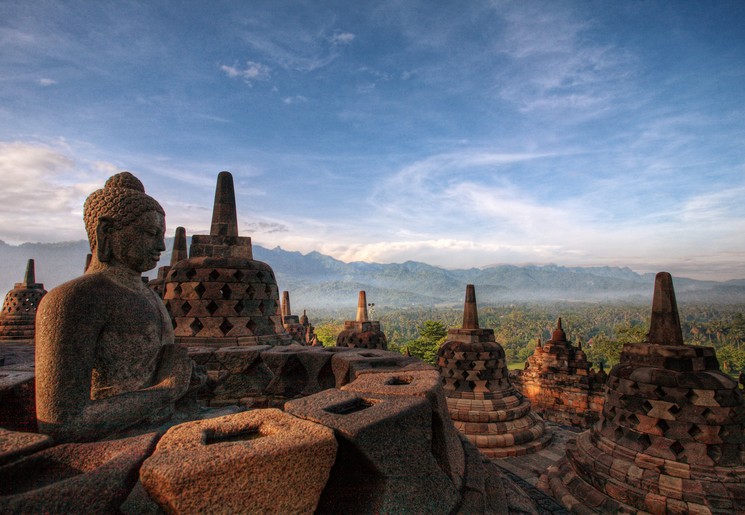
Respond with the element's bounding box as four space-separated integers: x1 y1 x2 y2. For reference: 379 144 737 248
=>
110 210 166 273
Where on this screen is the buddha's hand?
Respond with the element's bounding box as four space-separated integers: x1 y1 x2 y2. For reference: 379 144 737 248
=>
154 344 193 401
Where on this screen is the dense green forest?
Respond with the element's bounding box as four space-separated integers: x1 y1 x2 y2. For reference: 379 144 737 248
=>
312 303 745 374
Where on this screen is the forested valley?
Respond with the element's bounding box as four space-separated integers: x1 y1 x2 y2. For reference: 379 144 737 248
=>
312 303 745 375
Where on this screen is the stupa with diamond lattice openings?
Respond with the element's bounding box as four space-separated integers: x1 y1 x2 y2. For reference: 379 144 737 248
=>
335 291 388 350
162 172 291 347
544 272 745 513
0 259 46 342
436 284 551 457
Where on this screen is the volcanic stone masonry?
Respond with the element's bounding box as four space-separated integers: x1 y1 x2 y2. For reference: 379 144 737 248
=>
162 171 292 347
436 284 551 458
281 290 308 345
0 259 47 342
336 291 388 350
511 318 607 429
544 272 745 514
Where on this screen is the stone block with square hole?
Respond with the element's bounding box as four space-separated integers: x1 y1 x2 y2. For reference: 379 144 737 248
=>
341 369 465 490
285 389 460 514
139 409 337 514
330 348 434 387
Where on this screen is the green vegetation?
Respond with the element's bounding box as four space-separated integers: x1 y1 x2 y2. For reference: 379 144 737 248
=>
312 303 745 376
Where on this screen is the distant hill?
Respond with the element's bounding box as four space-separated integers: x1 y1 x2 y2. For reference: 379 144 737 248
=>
1 239 743 309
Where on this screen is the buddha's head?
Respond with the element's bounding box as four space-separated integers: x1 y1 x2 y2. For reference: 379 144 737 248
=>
84 172 166 273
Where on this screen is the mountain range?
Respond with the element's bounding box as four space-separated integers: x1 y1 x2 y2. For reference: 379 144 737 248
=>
1 239 744 310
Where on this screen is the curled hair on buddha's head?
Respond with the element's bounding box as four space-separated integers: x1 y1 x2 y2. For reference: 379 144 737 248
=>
83 171 165 251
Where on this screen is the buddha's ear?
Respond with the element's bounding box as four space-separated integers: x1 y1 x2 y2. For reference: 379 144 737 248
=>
95 216 115 263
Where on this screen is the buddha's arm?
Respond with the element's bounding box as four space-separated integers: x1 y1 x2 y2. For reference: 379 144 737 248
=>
35 284 188 442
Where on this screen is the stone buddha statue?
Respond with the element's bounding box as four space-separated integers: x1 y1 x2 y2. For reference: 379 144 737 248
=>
36 172 198 442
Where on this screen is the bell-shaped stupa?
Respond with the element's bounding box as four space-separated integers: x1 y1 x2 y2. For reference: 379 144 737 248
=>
335 291 388 350
281 290 307 345
436 285 551 457
545 272 745 513
0 259 47 342
163 172 291 346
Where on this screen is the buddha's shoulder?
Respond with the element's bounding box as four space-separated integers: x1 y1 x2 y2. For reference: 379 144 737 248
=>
42 273 121 304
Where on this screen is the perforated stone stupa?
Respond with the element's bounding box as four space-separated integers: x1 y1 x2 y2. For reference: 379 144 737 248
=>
545 272 745 513
511 318 606 429
0 260 47 342
163 172 291 346
436 285 551 458
336 291 388 350
281 291 307 345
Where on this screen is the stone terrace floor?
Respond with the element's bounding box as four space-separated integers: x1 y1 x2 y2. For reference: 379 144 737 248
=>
492 422 582 514
1 343 575 513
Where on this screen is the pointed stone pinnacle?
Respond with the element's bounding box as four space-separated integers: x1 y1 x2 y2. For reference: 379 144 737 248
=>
647 272 684 345
282 291 291 317
84 253 92 272
552 318 566 341
210 171 239 237
462 284 479 329
537 337 542 348
171 227 188 265
356 291 369 322
577 339 583 350
23 259 35 285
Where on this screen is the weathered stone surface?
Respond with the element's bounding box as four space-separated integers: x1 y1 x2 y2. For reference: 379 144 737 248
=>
544 272 745 514
0 259 47 342
140 409 336 514
331 347 432 386
437 285 550 457
0 432 158 513
336 291 388 350
342 368 466 490
163 172 293 347
0 365 36 432
286 389 460 514
512 319 607 429
0 427 53 466
35 172 199 442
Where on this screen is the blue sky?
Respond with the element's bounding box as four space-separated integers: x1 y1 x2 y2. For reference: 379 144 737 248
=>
1 0 744 280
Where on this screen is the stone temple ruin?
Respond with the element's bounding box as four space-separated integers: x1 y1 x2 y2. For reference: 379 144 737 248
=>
0 260 46 342
511 319 607 429
335 291 388 350
437 285 551 457
1 170 744 514
544 272 745 513
163 172 292 347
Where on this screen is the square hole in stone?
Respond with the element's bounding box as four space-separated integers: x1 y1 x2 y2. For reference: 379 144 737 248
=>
324 398 380 415
385 376 414 386
203 428 265 445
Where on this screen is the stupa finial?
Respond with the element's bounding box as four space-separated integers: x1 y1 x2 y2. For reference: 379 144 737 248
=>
23 259 35 285
647 272 684 345
282 291 291 317
210 171 239 237
462 284 479 329
171 227 188 265
356 291 369 322
552 317 566 341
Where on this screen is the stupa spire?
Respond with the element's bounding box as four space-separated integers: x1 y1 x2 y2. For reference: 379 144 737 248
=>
210 171 239 237
170 227 188 265
551 318 566 341
356 291 369 322
23 259 35 285
462 284 479 329
647 272 684 345
282 291 291 318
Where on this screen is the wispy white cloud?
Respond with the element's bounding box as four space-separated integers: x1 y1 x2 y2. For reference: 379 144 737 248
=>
283 95 308 105
38 77 56 86
220 61 271 85
331 32 355 45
